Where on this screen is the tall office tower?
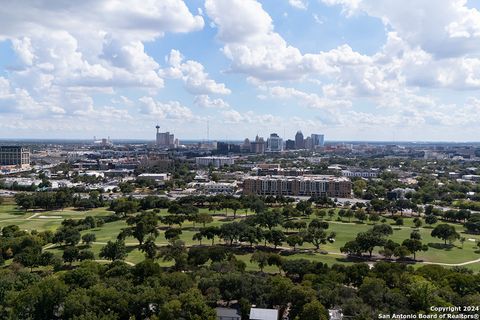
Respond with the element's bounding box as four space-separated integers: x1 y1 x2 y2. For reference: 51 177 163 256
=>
0 146 30 168
250 135 266 154
267 133 283 152
311 134 325 149
295 131 304 149
304 136 313 150
285 139 295 150
241 138 251 152
155 125 175 148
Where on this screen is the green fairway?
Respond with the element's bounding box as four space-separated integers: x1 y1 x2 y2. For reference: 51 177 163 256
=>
2 203 479 271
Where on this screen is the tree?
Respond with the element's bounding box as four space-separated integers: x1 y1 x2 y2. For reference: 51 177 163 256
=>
187 247 210 267
341 240 362 256
81 233 96 247
369 213 380 224
353 179 367 198
63 246 80 265
38 251 56 266
78 250 95 261
410 230 422 240
239 225 262 246
53 226 81 246
250 251 269 272
425 214 438 226
286 234 303 251
219 222 243 245
140 237 157 260
195 212 213 227
413 217 423 228
328 209 335 220
431 224 460 245
99 239 127 261
158 239 187 270
355 209 367 223
304 227 335 251
200 226 220 245
402 239 428 260
165 228 182 241
267 253 284 273
379 240 399 259
192 232 203 245
315 209 327 220
168 288 216 320
228 200 242 219
356 231 386 257
372 224 393 236
255 210 283 230
9 277 68 320
127 211 159 245
110 198 138 217
13 246 42 271
297 300 328 320
459 237 466 249
296 200 312 216
345 209 354 222
265 230 286 249
465 215 480 234
15 193 35 211
393 245 411 260
161 215 185 228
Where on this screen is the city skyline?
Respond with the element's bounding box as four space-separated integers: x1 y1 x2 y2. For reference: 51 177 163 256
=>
1 0 480 141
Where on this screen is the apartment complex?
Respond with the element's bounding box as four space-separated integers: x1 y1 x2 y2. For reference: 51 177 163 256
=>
0 146 30 168
243 175 352 198
195 156 235 168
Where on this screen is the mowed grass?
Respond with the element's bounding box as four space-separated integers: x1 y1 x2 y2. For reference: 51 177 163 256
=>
2 203 480 271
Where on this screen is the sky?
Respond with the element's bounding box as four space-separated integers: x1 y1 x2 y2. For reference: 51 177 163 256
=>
1 0 480 142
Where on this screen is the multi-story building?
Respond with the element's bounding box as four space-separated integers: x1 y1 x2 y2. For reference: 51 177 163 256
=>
155 125 175 148
267 133 283 152
341 169 379 178
243 175 352 198
311 134 325 149
285 139 295 150
195 156 235 168
250 136 266 154
295 131 304 149
0 146 30 168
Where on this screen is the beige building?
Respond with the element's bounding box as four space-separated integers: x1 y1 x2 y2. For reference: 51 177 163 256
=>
243 175 351 198
0 146 30 168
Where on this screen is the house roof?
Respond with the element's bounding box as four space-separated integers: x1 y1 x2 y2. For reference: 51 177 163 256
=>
249 308 278 320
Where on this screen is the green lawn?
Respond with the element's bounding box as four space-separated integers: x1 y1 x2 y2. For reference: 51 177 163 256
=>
2 203 479 272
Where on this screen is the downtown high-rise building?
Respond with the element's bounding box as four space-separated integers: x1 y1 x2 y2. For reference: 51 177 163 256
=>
267 133 283 152
295 131 304 149
250 135 266 154
311 134 325 149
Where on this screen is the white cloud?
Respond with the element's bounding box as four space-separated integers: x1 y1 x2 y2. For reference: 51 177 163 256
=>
205 0 315 80
194 95 230 108
221 109 280 124
288 0 308 10
0 0 204 124
268 86 352 109
138 96 195 120
163 49 231 95
322 0 480 58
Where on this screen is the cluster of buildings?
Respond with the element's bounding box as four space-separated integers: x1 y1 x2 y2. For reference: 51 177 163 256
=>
241 132 325 154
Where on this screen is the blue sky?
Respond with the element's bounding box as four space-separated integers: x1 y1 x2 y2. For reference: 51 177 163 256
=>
0 0 480 141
